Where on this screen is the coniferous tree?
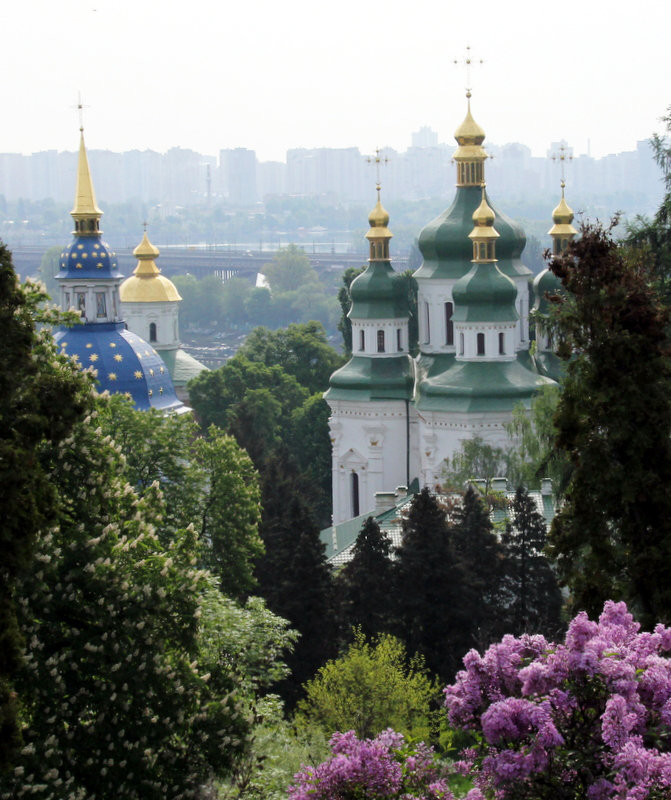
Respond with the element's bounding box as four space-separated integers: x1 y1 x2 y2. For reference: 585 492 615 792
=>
338 517 395 640
548 220 671 627
393 488 470 682
452 487 507 648
253 449 337 706
501 487 563 638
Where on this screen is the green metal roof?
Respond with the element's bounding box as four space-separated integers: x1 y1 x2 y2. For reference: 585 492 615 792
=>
452 262 518 323
415 352 556 412
325 354 415 402
533 268 563 315
415 185 531 282
160 347 208 387
349 261 409 321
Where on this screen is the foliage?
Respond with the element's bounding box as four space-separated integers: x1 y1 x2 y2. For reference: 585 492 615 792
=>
397 268 419 356
506 385 571 495
295 632 443 743
548 220 671 627
262 244 319 294
288 729 460 800
96 396 263 599
445 601 671 800
1 409 251 799
0 246 93 767
238 321 343 395
393 488 471 682
37 244 61 299
500 487 563 639
441 437 508 495
337 517 395 640
337 266 364 355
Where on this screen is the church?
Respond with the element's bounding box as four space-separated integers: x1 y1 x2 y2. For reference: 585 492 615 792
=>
325 91 576 525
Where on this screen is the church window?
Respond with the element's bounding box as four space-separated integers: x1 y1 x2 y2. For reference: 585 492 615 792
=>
459 332 464 355
424 302 430 343
77 293 86 313
477 332 485 356
359 329 365 351
95 292 107 318
444 302 453 345
377 330 385 353
64 292 70 308
149 322 157 342
397 328 402 351
499 331 505 355
351 472 360 517
479 243 486 260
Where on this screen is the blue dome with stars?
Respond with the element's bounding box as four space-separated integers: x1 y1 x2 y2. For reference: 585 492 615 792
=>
54 322 186 413
59 236 121 279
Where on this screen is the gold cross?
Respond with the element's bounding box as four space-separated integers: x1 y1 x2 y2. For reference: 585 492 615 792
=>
453 45 483 96
72 92 90 132
550 142 574 184
367 147 389 192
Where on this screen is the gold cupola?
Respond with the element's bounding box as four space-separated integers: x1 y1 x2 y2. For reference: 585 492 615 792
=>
119 230 182 303
71 128 103 236
453 91 488 187
468 183 499 262
548 181 577 255
365 184 393 261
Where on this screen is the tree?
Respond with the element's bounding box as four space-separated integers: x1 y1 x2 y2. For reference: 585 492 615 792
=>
238 321 343 395
262 244 319 294
547 220 671 627
393 488 471 682
294 632 442 742
253 450 337 707
96 396 263 599
337 517 395 640
336 266 364 356
500 487 563 638
2 409 251 799
0 246 92 768
37 244 61 299
452 487 507 649
441 435 509 494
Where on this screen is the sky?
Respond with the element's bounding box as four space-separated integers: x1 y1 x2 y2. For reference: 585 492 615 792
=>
1 0 669 164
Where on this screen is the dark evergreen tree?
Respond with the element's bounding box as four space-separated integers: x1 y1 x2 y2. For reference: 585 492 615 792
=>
501 487 563 638
253 449 337 707
337 266 364 356
548 220 671 627
338 517 395 640
393 488 471 682
452 487 507 648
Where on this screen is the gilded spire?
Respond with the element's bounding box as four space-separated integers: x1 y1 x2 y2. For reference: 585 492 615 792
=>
548 180 577 255
453 92 488 186
365 182 392 261
132 230 161 277
70 129 103 238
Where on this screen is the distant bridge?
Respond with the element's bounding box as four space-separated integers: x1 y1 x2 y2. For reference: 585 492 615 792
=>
9 245 409 282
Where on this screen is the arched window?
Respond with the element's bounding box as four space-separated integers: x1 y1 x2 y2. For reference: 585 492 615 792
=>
499 331 505 355
377 330 385 353
397 328 402 351
351 472 360 517
444 302 454 346
459 332 464 356
477 332 485 356
149 322 157 342
359 329 365 351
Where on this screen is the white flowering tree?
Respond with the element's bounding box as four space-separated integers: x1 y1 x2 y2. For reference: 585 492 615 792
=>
1 407 276 800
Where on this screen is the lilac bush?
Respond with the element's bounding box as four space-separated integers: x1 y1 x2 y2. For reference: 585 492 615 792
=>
288 728 476 800
444 601 671 800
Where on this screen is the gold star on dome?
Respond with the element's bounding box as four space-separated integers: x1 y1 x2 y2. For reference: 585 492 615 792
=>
159 387 163 395
114 354 123 362
89 353 98 362
152 349 157 355
60 341 67 347
71 253 76 259
144 350 150 356
77 244 84 250
93 243 99 249
134 370 143 379
124 392 132 400
85 343 93 348
96 263 103 268
76 264 82 269
108 372 117 381
149 368 154 376
109 343 116 348
148 389 153 397
81 252 88 259
159 366 164 374
100 252 107 258
71 353 80 362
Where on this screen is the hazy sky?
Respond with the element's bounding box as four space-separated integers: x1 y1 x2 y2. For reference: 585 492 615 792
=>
2 0 669 163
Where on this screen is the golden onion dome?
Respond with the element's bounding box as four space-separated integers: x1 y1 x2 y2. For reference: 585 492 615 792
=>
469 185 499 242
454 93 486 146
365 187 393 241
119 231 182 303
548 182 578 238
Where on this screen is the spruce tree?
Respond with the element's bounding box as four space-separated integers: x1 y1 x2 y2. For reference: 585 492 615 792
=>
501 487 563 637
393 488 470 682
452 486 507 648
253 449 337 706
548 220 671 627
338 517 394 640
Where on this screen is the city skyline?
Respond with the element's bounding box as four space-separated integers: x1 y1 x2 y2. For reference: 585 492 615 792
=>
2 0 669 163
